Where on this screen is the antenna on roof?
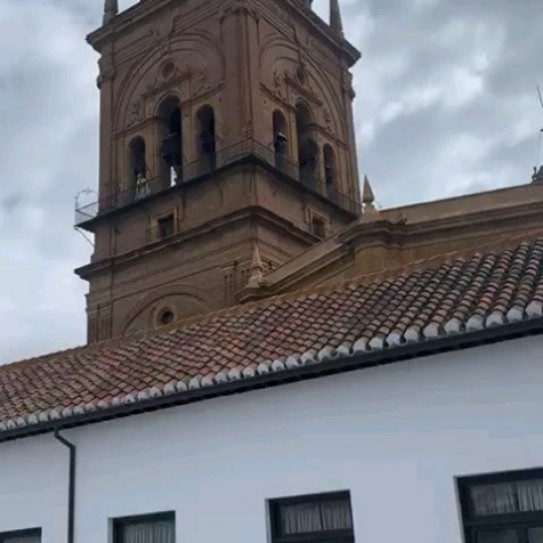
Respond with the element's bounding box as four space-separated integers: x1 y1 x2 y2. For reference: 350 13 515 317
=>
532 86 543 184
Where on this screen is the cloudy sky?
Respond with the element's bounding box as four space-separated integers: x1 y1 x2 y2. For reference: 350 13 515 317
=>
0 0 541 362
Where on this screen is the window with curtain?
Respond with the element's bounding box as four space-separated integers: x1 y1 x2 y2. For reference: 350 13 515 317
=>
269 491 354 543
0 529 41 543
459 469 543 543
113 512 175 543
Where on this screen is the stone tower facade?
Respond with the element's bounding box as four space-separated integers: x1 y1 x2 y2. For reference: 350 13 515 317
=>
76 0 361 343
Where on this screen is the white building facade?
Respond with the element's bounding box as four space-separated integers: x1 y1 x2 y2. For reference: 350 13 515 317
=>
1 333 543 543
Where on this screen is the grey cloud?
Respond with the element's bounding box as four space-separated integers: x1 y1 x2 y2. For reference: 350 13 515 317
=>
339 0 542 206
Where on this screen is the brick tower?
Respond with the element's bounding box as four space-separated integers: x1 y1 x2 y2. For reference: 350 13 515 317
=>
76 0 361 343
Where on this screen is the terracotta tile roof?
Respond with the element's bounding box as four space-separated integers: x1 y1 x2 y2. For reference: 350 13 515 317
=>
2 237 543 434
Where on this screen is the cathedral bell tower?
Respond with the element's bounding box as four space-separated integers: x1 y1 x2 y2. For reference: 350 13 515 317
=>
75 0 361 343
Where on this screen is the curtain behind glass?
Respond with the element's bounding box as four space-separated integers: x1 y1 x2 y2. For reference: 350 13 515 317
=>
471 483 518 516
321 501 353 530
280 499 352 535
281 503 322 534
471 480 543 516
122 519 174 543
518 481 543 512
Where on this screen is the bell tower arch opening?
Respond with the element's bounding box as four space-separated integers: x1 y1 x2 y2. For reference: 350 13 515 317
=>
157 96 183 188
196 105 216 174
128 136 147 200
273 110 289 171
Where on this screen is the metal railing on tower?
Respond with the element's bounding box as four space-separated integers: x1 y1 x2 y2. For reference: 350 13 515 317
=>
74 138 360 226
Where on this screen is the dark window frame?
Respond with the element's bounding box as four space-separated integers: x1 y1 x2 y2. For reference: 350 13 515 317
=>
311 216 326 239
269 491 354 543
0 528 41 543
458 468 543 543
157 307 175 327
113 511 175 543
157 214 175 240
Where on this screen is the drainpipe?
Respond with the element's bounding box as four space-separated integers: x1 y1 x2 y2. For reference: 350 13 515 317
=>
55 431 76 543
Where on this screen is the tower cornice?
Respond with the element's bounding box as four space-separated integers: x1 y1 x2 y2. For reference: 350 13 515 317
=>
88 0 361 67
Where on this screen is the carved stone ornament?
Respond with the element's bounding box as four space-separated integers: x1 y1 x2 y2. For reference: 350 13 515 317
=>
143 63 192 100
159 59 177 81
168 8 183 36
219 0 258 20
295 64 309 87
127 97 145 128
341 71 352 90
148 27 171 58
285 65 319 103
265 64 321 107
273 68 286 100
98 57 115 80
323 108 334 132
194 65 211 97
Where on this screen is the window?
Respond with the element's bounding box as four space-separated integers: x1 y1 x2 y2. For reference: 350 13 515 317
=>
269 491 354 543
114 512 175 543
459 469 543 542
157 308 175 326
157 214 175 240
0 529 41 543
311 216 326 239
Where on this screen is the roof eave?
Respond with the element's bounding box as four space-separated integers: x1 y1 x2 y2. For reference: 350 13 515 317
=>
2 316 542 444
